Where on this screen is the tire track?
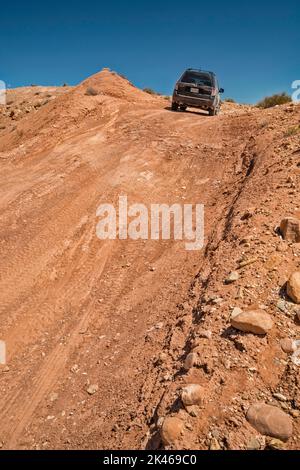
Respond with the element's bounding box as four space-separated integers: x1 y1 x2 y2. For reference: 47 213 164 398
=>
1 243 110 449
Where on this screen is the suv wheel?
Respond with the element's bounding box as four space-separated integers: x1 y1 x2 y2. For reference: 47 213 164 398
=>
180 105 187 111
171 102 179 111
209 107 218 116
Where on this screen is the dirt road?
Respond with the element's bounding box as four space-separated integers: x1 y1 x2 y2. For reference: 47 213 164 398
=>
0 70 299 450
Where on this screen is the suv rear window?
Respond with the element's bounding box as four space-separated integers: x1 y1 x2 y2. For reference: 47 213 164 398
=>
180 71 213 87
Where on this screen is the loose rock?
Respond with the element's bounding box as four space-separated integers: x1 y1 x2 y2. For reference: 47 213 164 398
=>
87 384 98 395
291 349 300 366
231 309 274 335
238 257 258 269
225 271 240 284
49 392 58 402
161 417 184 446
286 272 300 304
210 438 221 450
197 329 212 340
267 438 286 450
181 384 204 407
247 437 261 450
273 393 287 402
277 300 287 313
185 405 199 417
280 338 299 354
246 403 293 442
280 217 300 243
184 353 198 371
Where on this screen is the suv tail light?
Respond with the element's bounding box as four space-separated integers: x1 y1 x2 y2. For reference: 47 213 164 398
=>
211 87 217 97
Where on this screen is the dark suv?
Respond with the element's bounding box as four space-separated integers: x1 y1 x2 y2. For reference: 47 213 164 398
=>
171 69 224 116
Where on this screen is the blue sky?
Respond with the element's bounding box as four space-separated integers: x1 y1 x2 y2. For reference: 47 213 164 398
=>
0 0 299 103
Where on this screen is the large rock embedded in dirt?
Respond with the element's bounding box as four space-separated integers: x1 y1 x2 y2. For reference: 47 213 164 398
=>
183 352 199 371
181 384 205 406
246 403 293 442
280 338 298 354
280 217 300 243
231 309 273 335
160 417 184 446
286 271 300 304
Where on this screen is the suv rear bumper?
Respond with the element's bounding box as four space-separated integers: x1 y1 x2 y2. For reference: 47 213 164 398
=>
173 92 215 109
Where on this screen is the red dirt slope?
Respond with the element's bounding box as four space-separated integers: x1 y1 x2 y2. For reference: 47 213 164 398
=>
0 69 300 450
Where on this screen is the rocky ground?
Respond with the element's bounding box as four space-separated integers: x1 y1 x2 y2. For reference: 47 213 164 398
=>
0 69 300 450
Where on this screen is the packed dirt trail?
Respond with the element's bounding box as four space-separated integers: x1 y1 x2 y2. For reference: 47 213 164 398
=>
0 69 300 450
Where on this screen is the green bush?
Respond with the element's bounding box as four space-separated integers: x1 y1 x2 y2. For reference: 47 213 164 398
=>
257 92 291 109
224 98 236 103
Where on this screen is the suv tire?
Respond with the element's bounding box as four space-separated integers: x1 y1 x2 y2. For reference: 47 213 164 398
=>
171 102 179 111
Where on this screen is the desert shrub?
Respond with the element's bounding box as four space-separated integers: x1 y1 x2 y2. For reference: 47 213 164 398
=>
143 88 162 96
224 98 236 103
257 92 291 109
62 83 68 87
285 125 300 137
143 88 156 95
85 87 99 96
259 119 269 129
